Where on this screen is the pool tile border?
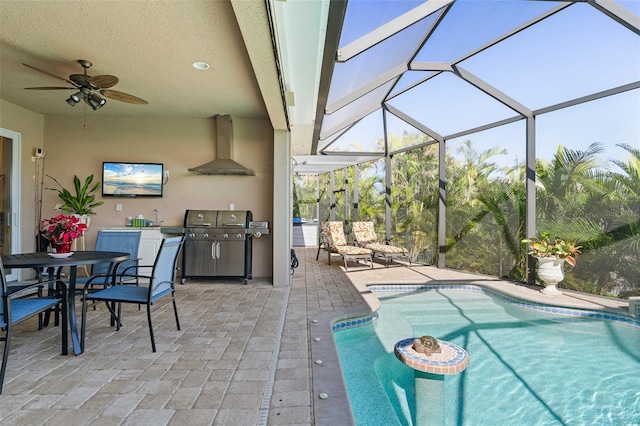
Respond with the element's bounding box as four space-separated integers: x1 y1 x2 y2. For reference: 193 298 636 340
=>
331 284 640 331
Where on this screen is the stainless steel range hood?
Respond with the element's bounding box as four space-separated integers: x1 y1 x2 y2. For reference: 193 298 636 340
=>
189 115 255 176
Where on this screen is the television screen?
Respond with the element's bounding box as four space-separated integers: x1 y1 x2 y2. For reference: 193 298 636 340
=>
102 162 164 197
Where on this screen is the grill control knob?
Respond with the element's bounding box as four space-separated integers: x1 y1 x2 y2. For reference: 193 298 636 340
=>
235 234 242 239
223 233 229 239
204 233 209 238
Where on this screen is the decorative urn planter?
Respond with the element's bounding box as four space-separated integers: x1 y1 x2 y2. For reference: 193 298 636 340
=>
536 256 565 296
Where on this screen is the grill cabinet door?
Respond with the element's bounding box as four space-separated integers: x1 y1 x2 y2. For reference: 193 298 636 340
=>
216 237 246 276
184 237 216 276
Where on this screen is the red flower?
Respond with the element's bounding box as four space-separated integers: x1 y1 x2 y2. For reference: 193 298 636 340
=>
40 214 87 244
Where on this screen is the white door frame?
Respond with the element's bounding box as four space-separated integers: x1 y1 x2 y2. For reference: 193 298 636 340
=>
0 127 22 281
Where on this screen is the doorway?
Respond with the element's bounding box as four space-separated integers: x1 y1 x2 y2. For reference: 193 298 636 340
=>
0 128 22 281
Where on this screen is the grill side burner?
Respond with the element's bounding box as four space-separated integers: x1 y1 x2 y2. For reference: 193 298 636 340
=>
182 210 253 284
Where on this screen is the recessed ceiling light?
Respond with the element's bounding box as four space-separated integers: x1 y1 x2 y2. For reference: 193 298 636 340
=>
192 61 210 70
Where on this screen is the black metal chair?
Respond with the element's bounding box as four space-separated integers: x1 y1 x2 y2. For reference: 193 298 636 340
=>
80 236 184 352
1 259 66 394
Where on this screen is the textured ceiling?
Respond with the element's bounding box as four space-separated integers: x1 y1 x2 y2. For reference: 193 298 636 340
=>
0 1 278 122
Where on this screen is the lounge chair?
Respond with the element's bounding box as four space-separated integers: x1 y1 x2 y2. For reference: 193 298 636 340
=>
316 221 373 271
352 221 410 266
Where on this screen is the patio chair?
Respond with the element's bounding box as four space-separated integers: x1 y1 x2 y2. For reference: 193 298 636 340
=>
42 230 142 328
316 221 373 271
80 236 184 352
1 259 66 394
77 230 142 289
352 221 411 267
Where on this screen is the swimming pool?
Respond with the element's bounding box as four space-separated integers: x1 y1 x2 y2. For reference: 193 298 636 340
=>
334 285 640 425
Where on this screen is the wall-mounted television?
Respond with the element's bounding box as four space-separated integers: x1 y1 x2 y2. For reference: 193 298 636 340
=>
102 162 164 197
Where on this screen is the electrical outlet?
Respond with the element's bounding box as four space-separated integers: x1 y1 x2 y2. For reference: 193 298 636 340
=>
115 203 122 212
164 170 170 178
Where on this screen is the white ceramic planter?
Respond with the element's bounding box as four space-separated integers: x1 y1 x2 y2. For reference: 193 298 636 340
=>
73 214 91 229
536 257 565 296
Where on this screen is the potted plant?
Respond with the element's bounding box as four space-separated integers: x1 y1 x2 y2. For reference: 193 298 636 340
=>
40 214 88 254
48 174 104 225
521 232 581 295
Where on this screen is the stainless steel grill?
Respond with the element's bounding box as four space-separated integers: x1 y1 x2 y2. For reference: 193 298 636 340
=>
182 210 255 284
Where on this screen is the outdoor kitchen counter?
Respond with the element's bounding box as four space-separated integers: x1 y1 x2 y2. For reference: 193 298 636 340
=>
100 226 185 232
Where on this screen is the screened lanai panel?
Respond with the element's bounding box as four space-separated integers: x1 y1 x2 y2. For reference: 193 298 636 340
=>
619 0 640 14
445 124 526 278
387 71 518 137
390 144 440 265
389 70 436 97
320 81 394 141
447 120 526 177
535 91 640 296
323 110 385 153
326 10 439 107
459 3 640 110
339 0 425 47
385 111 435 152
415 0 561 63
357 157 386 225
536 89 639 163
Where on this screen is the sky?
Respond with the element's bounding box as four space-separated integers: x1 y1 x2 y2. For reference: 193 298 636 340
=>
322 0 639 171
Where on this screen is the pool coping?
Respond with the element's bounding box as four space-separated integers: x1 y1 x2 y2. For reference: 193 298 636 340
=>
310 268 636 426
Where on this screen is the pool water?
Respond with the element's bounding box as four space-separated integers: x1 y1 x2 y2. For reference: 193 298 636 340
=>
334 287 640 425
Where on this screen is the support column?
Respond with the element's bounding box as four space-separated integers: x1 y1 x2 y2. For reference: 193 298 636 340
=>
525 116 536 284
273 129 291 287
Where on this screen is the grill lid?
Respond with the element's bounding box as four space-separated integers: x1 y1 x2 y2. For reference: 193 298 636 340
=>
217 210 249 227
184 210 217 227
184 210 251 228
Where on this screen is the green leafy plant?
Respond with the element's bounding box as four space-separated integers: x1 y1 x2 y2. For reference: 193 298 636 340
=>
521 232 582 267
48 174 104 215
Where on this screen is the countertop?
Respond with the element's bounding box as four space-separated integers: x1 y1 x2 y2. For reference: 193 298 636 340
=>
100 226 186 233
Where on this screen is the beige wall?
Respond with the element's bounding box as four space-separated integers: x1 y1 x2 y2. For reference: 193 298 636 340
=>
2 101 274 279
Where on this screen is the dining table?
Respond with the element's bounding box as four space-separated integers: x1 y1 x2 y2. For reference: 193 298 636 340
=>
2 250 130 355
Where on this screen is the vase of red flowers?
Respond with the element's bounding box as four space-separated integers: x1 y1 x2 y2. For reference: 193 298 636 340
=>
40 214 87 253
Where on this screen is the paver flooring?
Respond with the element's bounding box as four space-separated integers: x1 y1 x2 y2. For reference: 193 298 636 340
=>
1 248 630 424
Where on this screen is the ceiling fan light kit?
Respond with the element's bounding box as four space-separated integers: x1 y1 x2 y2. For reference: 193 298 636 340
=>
24 59 148 110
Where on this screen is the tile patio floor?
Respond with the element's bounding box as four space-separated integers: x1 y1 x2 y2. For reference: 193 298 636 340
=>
0 248 630 424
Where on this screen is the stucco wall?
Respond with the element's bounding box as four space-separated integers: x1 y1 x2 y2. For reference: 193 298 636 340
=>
2 103 274 279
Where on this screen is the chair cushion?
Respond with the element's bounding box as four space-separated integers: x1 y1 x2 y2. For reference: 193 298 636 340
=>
353 221 377 244
366 243 407 254
9 298 61 324
335 245 372 255
86 285 148 304
86 284 172 304
320 222 349 250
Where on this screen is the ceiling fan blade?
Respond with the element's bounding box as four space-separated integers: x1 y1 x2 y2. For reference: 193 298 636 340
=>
25 86 76 90
89 75 119 89
100 89 148 105
23 63 77 86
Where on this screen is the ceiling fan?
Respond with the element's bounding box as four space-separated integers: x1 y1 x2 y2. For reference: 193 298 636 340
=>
23 59 147 110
